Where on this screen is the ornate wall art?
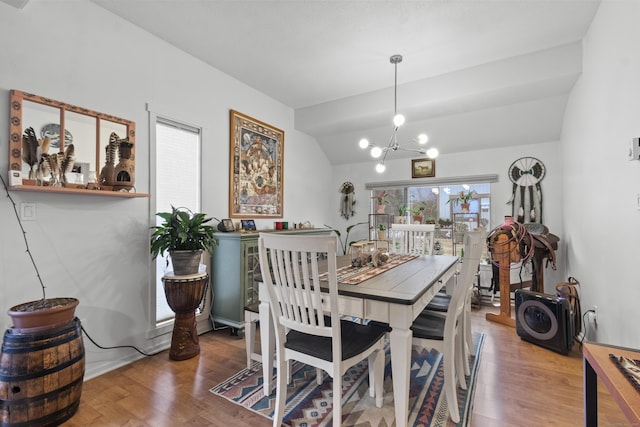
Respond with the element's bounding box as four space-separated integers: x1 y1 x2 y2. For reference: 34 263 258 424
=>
229 110 284 218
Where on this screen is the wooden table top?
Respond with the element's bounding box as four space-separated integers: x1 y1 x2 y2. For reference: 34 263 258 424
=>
583 342 640 424
332 254 458 305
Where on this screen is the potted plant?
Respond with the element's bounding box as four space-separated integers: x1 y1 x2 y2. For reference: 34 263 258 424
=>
0 174 79 332
453 221 468 244
376 223 387 240
150 206 219 275
1 173 85 426
372 191 389 213
394 203 408 224
447 189 477 212
324 221 367 255
411 202 427 224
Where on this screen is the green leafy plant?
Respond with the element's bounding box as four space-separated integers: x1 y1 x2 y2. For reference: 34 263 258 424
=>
411 201 428 215
447 189 477 206
397 203 408 215
324 221 367 255
150 205 219 259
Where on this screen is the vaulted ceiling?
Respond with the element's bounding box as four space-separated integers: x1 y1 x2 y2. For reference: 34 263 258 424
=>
86 1 600 165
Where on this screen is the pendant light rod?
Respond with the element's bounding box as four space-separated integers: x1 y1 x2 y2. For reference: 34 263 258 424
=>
391 54 402 116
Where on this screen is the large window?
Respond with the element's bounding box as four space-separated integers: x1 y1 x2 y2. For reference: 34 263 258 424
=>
152 117 202 323
368 175 496 257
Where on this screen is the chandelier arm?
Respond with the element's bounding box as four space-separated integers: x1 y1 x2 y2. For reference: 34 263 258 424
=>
397 147 427 154
388 126 400 150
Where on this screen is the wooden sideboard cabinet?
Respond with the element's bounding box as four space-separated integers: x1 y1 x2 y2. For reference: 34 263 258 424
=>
209 228 332 334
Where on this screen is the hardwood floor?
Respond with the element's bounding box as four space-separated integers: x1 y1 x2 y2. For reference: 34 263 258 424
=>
63 303 631 426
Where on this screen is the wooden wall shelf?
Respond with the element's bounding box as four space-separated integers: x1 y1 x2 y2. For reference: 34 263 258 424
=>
9 185 149 198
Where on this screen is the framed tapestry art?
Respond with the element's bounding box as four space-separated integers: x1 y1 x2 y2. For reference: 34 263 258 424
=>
411 158 436 178
229 110 284 218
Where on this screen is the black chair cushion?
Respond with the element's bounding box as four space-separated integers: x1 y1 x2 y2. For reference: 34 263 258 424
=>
411 311 445 341
424 293 451 313
285 318 388 362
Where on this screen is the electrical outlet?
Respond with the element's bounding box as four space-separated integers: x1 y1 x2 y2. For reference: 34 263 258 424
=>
593 305 598 325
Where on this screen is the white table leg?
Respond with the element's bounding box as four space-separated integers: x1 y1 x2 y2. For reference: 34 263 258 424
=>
259 299 274 397
389 326 412 427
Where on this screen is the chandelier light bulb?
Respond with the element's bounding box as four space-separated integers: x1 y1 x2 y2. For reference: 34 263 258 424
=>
371 146 383 158
393 114 405 127
426 147 439 158
417 134 428 145
359 138 370 149
375 162 386 173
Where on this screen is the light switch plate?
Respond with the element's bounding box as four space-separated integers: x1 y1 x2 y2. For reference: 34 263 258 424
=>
20 202 36 221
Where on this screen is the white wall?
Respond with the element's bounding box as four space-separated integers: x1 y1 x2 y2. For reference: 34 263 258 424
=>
562 1 640 347
331 141 566 288
0 0 333 378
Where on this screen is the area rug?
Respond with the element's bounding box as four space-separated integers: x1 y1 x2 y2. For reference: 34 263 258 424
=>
210 332 485 426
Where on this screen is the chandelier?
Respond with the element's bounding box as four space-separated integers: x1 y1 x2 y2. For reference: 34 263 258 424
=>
358 54 438 173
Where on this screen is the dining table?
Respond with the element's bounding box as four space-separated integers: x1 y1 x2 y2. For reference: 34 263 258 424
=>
257 253 459 427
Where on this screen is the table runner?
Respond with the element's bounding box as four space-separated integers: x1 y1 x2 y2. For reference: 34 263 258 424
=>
318 254 418 285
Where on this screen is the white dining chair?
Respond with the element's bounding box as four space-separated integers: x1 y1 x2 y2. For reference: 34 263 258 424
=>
410 230 485 423
243 302 262 369
390 223 436 255
257 233 388 427
422 228 486 374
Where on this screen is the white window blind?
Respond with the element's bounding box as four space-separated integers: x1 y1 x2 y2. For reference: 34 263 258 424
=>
154 118 201 322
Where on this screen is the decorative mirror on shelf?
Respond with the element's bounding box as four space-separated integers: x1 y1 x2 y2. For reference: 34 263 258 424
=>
8 90 145 197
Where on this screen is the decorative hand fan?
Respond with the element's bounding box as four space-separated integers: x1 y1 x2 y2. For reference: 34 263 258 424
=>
507 157 546 224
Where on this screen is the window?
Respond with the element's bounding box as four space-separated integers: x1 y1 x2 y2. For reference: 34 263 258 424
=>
152 117 202 323
368 175 496 257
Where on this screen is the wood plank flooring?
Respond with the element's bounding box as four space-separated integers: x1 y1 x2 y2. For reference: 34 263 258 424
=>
63 304 632 426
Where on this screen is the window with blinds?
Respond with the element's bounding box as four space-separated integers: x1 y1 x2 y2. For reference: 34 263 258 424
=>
153 118 202 322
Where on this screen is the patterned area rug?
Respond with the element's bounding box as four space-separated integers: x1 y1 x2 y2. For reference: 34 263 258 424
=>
210 333 485 426
318 254 418 285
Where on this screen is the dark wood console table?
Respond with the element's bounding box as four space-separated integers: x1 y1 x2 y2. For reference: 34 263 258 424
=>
583 342 640 426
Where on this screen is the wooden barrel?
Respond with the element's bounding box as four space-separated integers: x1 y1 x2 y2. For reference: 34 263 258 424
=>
0 318 85 426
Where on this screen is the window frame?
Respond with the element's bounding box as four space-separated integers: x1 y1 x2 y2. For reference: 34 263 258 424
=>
148 105 208 336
